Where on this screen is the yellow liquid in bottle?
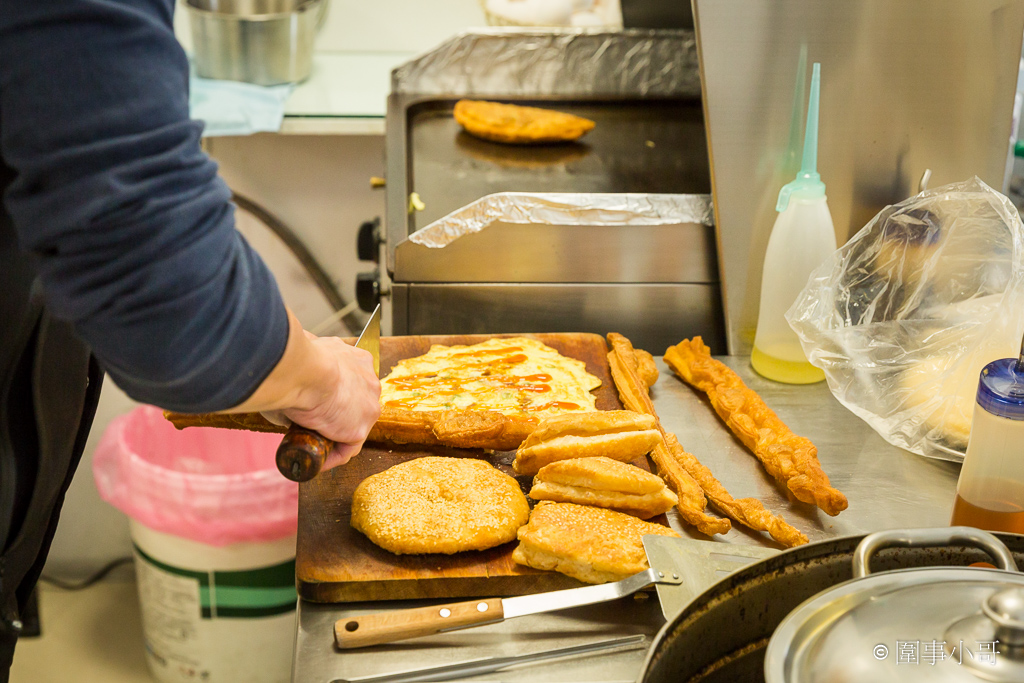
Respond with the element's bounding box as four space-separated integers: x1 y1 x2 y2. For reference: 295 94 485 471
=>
751 346 825 384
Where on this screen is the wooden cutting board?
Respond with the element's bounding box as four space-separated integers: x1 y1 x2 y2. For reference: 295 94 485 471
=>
296 332 648 603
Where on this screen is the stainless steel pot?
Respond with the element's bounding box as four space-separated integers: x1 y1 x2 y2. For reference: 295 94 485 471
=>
767 528 1024 682
637 528 1024 683
186 0 327 85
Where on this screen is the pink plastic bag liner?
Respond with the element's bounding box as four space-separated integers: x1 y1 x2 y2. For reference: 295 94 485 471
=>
94 406 297 546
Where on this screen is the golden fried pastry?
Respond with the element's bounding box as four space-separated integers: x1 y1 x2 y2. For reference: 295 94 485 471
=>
512 410 661 475
529 456 678 519
664 337 847 517
661 432 807 547
635 349 659 388
453 100 596 145
372 406 538 451
511 502 679 584
609 333 807 546
606 334 731 537
351 457 529 555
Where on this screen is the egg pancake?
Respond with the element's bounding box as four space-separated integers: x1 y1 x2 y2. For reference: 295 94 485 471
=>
380 337 601 418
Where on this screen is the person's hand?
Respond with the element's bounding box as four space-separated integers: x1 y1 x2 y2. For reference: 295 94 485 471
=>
232 310 381 470
279 333 380 468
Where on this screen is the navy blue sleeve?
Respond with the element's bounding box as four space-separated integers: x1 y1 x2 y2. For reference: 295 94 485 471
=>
0 0 289 412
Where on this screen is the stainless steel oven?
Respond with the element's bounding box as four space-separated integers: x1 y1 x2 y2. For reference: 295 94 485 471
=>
380 30 725 353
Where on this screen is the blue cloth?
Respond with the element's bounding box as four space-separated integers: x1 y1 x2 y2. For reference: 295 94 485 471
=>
0 0 290 413
190 74 294 137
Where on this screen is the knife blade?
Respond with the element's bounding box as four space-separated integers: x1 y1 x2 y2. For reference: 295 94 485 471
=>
357 304 380 377
275 304 381 482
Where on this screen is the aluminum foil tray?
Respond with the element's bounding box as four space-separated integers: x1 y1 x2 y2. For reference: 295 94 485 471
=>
394 192 716 284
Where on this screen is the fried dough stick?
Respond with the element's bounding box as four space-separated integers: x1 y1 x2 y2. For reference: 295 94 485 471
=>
661 432 807 547
609 333 808 546
606 336 730 537
664 337 848 517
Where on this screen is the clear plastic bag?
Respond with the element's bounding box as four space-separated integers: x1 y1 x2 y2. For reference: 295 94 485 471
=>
787 177 1024 461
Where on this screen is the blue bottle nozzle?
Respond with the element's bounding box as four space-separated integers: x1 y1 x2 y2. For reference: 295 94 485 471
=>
776 62 827 212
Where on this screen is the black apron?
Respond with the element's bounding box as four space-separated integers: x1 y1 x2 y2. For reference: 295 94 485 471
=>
0 159 103 679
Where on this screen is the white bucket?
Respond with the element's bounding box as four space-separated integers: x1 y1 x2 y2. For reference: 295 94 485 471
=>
130 520 297 683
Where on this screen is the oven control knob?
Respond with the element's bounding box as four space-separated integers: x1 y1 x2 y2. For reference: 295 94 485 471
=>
357 218 382 263
356 269 380 312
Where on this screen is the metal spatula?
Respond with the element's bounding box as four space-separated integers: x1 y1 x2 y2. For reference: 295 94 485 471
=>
641 535 781 620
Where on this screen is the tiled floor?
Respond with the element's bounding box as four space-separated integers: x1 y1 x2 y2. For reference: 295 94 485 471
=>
10 570 154 683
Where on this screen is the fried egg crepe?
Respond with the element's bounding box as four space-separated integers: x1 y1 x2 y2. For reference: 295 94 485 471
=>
380 337 600 416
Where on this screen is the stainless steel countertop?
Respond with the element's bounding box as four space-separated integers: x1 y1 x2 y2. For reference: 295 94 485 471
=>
292 356 962 683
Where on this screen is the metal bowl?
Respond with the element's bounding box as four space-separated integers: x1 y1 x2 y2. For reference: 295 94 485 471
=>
186 0 327 86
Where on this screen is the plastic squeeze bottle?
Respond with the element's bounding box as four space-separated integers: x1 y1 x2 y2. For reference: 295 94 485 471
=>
950 334 1024 533
751 62 837 384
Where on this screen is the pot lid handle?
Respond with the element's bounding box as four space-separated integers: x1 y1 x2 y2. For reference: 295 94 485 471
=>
852 527 1018 579
985 588 1024 647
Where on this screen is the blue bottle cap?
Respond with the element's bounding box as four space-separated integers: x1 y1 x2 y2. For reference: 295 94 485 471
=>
977 358 1024 420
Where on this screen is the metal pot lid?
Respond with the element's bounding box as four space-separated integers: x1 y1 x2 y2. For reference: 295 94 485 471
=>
765 528 1024 683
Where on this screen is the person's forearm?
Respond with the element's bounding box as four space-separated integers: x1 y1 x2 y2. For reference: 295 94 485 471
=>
228 309 331 414
2 0 294 414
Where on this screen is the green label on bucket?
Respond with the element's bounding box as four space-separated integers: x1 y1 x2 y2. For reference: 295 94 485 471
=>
133 544 296 619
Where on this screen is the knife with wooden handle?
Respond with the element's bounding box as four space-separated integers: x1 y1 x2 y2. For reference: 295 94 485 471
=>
275 304 380 482
334 567 682 648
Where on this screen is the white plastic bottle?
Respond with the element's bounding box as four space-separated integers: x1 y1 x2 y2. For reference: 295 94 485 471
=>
752 63 837 384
